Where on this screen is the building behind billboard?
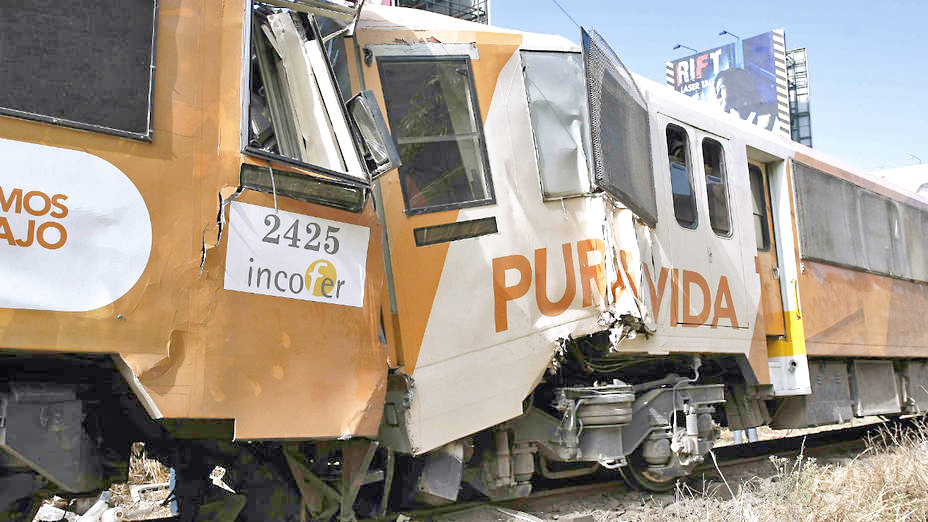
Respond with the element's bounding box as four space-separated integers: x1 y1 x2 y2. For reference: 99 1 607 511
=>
390 0 489 24
665 30 790 137
787 48 812 147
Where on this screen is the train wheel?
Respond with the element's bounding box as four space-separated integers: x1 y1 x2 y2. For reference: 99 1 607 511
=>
619 451 677 493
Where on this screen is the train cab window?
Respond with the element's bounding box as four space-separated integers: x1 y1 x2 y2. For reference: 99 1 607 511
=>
665 125 697 229
702 138 731 237
748 165 770 250
521 51 592 199
378 57 494 214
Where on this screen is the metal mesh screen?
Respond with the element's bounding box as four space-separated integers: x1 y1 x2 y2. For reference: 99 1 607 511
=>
582 29 657 226
858 192 894 275
903 205 928 281
795 161 928 282
794 161 864 269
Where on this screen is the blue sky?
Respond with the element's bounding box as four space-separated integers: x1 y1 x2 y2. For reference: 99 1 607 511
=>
490 0 928 172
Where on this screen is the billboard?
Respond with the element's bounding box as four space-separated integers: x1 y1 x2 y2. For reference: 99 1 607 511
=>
666 30 789 135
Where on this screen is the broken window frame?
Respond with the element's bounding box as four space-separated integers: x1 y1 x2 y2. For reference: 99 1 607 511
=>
346 90 402 179
242 1 374 187
377 55 496 215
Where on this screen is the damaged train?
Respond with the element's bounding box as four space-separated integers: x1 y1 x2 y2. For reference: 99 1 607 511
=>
2 0 927 520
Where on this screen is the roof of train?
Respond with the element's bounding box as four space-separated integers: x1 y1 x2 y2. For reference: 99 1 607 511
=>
356 4 928 211
357 4 578 50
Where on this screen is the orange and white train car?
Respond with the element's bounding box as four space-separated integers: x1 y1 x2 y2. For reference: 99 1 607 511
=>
1 1 927 519
354 3 928 501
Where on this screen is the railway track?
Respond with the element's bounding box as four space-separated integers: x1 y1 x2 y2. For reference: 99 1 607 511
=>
370 417 917 522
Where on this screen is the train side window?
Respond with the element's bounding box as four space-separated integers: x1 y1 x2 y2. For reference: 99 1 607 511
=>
859 191 895 275
702 138 731 237
748 164 770 250
378 57 495 214
665 125 697 229
521 51 592 199
0 2 157 140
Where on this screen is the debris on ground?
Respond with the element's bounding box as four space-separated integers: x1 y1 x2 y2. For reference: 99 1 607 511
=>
31 442 179 521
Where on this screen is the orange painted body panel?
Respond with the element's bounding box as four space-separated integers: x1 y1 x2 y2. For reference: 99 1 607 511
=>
800 259 928 358
789 152 928 359
0 0 389 439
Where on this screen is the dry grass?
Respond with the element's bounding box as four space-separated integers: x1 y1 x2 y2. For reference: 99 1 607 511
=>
127 442 171 485
651 420 928 522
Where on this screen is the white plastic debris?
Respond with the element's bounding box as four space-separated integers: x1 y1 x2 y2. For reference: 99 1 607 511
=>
76 491 110 522
101 507 127 522
33 504 78 522
210 466 236 494
129 482 170 502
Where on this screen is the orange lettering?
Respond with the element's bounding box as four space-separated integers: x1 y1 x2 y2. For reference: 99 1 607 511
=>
50 194 69 219
670 268 680 325
493 255 532 332
711 276 739 327
23 191 51 216
577 239 606 307
36 221 67 249
619 250 639 300
14 220 34 247
0 216 15 245
644 265 670 323
535 243 576 317
682 270 711 326
0 186 22 213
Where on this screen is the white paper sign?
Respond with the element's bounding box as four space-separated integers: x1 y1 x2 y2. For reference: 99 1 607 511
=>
0 138 152 311
224 201 370 307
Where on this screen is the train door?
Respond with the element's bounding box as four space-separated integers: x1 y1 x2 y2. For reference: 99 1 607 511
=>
656 116 745 329
656 119 710 327
692 130 746 329
748 162 787 336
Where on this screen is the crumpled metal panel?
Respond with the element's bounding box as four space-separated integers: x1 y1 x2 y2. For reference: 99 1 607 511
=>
520 51 591 199
582 28 657 226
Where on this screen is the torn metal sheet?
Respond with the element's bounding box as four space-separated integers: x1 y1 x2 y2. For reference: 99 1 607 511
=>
267 0 361 23
201 185 244 275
